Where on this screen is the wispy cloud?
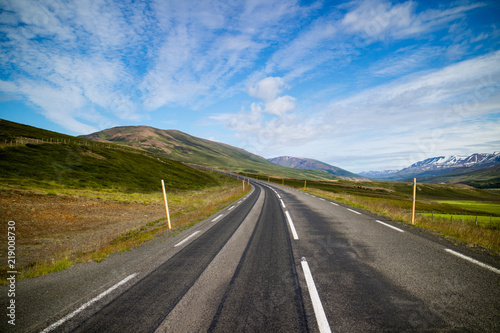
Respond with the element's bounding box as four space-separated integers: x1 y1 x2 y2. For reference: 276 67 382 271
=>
215 51 500 171
1 0 499 171
368 45 444 77
340 0 484 41
308 52 500 170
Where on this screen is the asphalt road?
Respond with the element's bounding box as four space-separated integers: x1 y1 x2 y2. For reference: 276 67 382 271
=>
4 179 500 332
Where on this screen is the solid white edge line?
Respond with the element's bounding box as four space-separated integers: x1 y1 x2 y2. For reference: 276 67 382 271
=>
347 208 362 215
301 258 332 333
445 249 500 274
40 273 138 333
174 231 201 248
375 220 404 233
280 199 286 208
330 202 339 206
284 210 299 240
211 214 224 222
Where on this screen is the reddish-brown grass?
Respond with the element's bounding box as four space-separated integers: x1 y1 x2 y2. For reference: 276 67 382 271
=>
0 183 248 280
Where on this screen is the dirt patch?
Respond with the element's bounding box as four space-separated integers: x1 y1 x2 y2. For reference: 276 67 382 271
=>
81 150 107 159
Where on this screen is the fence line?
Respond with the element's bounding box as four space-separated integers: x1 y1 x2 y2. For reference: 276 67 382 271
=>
1 136 168 163
417 211 498 229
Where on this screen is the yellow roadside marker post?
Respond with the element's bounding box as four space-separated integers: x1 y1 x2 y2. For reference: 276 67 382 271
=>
161 179 172 230
411 178 417 225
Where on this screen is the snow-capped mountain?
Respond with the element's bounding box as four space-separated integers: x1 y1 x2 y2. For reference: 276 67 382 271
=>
362 152 500 180
407 152 500 171
359 169 400 178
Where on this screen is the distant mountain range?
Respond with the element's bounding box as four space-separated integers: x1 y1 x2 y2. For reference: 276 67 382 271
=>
267 156 364 179
360 152 500 188
80 126 353 180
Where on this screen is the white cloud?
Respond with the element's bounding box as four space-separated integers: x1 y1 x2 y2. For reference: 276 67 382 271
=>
340 0 484 41
258 0 484 87
248 77 286 101
315 51 500 170
217 51 500 171
264 95 296 116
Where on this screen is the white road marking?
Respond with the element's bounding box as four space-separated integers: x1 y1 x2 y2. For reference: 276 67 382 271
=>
228 205 235 211
212 214 224 222
319 198 325 201
280 199 286 208
301 258 332 333
277 193 281 199
347 208 362 215
445 249 500 274
174 231 201 248
375 220 404 233
40 273 138 333
285 210 299 240
237 200 242 204
330 202 339 206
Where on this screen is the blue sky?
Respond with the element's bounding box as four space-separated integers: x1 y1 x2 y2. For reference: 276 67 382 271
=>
1 0 499 173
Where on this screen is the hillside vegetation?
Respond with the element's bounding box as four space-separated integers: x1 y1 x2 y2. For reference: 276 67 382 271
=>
419 165 500 189
0 119 248 280
0 119 221 192
80 126 347 181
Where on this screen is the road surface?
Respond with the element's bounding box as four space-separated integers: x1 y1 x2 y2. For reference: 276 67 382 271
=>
5 180 500 332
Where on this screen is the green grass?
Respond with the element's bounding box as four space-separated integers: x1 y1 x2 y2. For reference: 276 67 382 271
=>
418 212 500 230
22 258 73 279
434 200 500 216
0 118 76 143
0 143 222 192
1 119 229 192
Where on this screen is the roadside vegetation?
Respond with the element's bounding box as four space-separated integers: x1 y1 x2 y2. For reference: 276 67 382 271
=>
250 174 500 253
0 122 249 282
0 180 248 281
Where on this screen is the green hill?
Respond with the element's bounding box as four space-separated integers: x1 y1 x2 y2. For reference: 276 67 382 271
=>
0 119 223 192
403 165 500 189
80 126 352 181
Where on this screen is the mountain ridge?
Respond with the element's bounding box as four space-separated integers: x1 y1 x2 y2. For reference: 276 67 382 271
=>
360 152 500 188
267 156 366 180
79 126 348 180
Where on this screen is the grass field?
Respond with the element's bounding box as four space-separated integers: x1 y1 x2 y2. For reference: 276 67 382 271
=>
246 173 500 253
418 212 499 229
434 200 500 215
